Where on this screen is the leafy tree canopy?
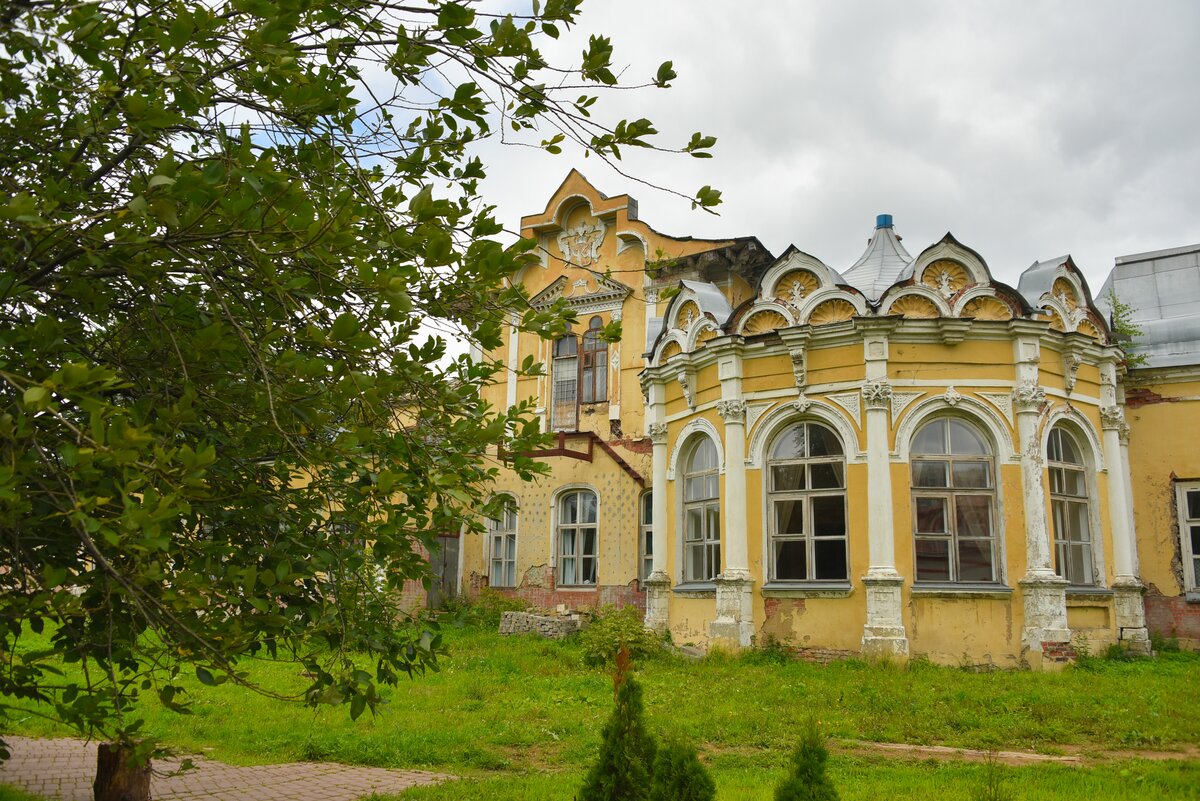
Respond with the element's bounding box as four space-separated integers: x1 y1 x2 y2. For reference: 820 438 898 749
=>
0 0 719 762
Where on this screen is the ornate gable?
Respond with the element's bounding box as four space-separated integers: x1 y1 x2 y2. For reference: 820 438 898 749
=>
528 272 632 315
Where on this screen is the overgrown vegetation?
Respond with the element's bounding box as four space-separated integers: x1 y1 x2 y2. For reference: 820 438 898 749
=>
580 606 666 667
648 741 717 801
775 719 838 801
1107 290 1148 369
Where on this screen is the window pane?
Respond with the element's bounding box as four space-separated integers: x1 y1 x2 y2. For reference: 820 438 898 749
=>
707 543 721 578
581 527 597 557
771 426 805 460
1049 468 1064 496
814 539 848 580
641 493 652 524
560 528 576 557
1069 502 1090 542
949 420 988 455
1069 542 1094 585
809 462 843 489
643 531 653 557
1061 469 1085 497
955 495 992 539
555 337 577 357
685 476 704 502
811 496 846 537
775 540 807 580
957 539 994 582
775 500 804 535
913 461 949 488
686 508 703 542
915 538 951 581
580 492 597 523
952 461 990 489
706 504 720 542
594 359 607 402
1054 541 1069 581
561 492 577 523
772 464 805 491
690 439 718 472
808 424 843 457
915 497 947 534
1187 490 1200 520
1190 525 1200 555
580 557 597 585
505 562 515 588
1052 499 1068 543
687 542 705 581
1048 428 1063 463
1056 429 1081 464
505 534 516 559
912 421 946 455
706 473 720 499
561 556 576 585
1194 557 1200 589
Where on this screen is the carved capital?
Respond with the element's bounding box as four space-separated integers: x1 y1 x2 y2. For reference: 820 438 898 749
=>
648 422 669 445
1099 405 1131 442
1012 381 1046 413
861 379 893 410
644 288 659 305
789 347 807 389
716 399 747 424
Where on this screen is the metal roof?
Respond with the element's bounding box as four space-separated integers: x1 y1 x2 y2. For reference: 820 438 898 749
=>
680 279 733 323
1016 256 1071 309
841 215 914 302
1096 243 1200 368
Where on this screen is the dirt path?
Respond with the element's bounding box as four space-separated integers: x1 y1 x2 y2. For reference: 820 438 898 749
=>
834 738 1200 767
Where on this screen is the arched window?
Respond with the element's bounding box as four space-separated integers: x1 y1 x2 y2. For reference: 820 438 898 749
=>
551 334 578 431
557 489 598 586
581 316 608 403
1048 427 1094 586
639 491 653 582
768 422 848 581
683 438 720 582
911 418 997 583
487 496 517 588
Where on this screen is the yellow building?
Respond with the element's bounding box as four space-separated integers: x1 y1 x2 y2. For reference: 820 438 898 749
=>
465 171 1200 667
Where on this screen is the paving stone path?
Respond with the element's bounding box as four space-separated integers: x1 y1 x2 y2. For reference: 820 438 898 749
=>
0 737 451 801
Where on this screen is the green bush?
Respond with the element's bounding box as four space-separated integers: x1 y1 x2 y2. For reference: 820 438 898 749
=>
648 741 716 801
580 605 663 667
579 650 657 801
444 588 527 628
775 718 839 801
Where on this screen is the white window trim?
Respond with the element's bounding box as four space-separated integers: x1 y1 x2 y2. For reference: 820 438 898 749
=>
552 484 600 587
676 435 721 587
1176 480 1200 594
638 490 653 584
486 495 518 588
1046 425 1103 588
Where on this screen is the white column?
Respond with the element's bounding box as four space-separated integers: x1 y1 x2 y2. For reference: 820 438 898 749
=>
1012 333 1070 661
1099 365 1149 649
643 379 671 633
505 312 519 412
710 341 753 647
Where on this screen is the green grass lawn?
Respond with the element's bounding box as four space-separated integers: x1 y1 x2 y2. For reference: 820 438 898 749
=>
4 622 1200 799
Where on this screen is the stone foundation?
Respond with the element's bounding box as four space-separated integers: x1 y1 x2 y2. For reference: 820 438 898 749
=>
498 611 587 639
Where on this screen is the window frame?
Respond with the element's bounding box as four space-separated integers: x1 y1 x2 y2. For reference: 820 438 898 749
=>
1047 426 1096 587
556 488 599 587
681 437 721 584
1176 480 1200 594
580 315 608 404
910 417 999 584
638 491 653 583
766 421 849 583
551 334 579 431
486 496 518 588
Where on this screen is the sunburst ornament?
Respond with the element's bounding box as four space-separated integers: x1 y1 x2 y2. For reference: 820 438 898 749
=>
807 298 856 325
960 296 1012 321
921 260 970 299
743 309 789 335
888 294 940 319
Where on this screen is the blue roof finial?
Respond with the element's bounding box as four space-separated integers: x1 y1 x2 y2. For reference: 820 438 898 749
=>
876 214 893 229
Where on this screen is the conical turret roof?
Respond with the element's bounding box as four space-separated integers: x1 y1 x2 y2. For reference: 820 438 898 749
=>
841 214 913 302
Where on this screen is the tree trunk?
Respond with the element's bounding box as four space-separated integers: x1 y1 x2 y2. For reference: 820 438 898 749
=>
94 742 151 801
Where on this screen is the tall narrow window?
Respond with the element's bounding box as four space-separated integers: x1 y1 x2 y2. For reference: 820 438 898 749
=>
551 335 578 431
1176 482 1200 593
1048 427 1095 586
581 316 608 403
639 492 653 582
487 497 517 588
911 418 998 583
683 438 720 582
768 422 848 582
558 489 598 586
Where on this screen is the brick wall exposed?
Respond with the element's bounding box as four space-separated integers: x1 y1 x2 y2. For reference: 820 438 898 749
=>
466 565 645 613
1145 590 1200 645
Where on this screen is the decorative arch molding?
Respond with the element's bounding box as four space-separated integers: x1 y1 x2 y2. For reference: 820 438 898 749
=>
894 394 1017 462
910 238 992 289
548 193 595 228
879 285 953 318
651 331 687 367
667 417 724 480
953 285 1018 319
685 319 722 352
548 482 602 567
735 299 797 335
796 287 869 324
746 399 865 468
615 230 648 256
1039 404 1106 473
758 249 838 300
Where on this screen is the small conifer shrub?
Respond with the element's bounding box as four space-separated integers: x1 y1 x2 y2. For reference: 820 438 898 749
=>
647 740 716 801
578 647 658 801
775 718 839 801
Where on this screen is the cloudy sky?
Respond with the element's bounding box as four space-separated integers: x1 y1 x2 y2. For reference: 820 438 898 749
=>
472 0 1200 295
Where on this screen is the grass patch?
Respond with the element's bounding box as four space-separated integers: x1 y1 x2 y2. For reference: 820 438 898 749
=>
3 624 1199 797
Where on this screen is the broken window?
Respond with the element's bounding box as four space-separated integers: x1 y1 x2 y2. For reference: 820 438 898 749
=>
551 335 578 431
767 421 847 582
911 418 997 583
683 438 720 583
1048 427 1095 586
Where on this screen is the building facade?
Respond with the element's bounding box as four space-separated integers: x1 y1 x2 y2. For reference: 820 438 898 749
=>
463 171 1200 667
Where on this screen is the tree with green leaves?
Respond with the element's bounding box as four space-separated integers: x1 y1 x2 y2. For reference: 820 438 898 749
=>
647 740 716 801
775 718 839 801
579 647 658 801
0 1 719 797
